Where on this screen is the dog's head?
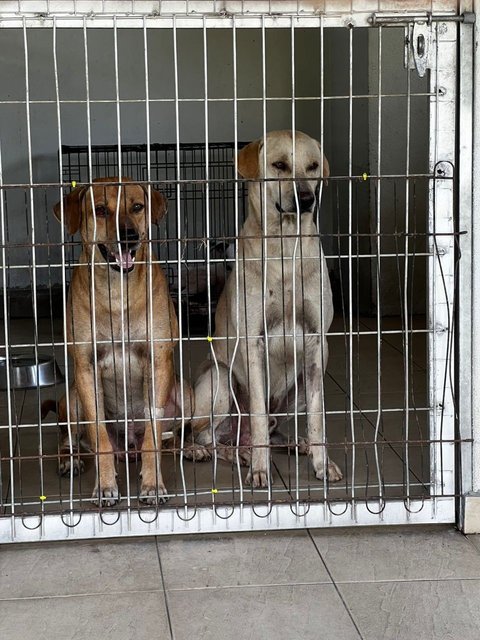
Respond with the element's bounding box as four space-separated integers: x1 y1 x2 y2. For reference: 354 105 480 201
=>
237 130 329 222
53 178 167 274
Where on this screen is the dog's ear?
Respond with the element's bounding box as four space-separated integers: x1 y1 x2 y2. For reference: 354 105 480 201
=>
143 187 168 224
315 141 330 183
53 185 87 235
323 154 330 181
237 139 263 179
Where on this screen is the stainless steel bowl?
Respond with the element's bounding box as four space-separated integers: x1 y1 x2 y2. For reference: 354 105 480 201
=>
0 354 64 390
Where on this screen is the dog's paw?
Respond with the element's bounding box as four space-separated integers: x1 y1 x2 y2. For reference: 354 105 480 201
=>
58 454 84 477
214 444 250 466
246 468 269 488
314 459 343 483
139 483 168 505
91 483 120 507
297 437 310 455
182 443 211 462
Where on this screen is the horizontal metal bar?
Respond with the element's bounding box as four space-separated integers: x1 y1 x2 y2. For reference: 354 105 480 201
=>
0 93 435 106
369 12 475 26
0 498 455 544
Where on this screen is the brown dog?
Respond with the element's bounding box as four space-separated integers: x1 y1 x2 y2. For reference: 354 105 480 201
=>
53 178 189 506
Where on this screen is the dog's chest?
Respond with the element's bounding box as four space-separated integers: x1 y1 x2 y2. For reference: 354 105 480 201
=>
97 344 145 419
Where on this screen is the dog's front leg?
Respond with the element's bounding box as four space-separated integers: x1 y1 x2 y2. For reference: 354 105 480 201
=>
75 356 119 505
140 346 173 504
305 338 342 483
243 339 270 488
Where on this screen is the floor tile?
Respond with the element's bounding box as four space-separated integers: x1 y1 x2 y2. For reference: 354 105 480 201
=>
158 530 330 589
0 537 162 598
311 526 480 582
339 579 480 640
167 584 360 640
0 590 170 640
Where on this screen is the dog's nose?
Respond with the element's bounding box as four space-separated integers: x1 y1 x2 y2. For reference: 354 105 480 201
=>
298 191 315 213
119 227 139 246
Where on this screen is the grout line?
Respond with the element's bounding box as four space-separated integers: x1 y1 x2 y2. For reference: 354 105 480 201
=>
0 587 165 602
307 529 365 640
334 576 480 585
165 580 334 592
155 536 175 640
3 576 480 604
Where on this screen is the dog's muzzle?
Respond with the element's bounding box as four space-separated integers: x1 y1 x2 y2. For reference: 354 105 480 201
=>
276 190 316 215
98 229 140 273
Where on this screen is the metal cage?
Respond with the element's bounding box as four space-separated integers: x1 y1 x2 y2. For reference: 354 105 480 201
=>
0 1 474 543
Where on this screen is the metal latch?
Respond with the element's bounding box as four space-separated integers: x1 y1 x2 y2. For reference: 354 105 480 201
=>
406 21 432 78
368 11 475 78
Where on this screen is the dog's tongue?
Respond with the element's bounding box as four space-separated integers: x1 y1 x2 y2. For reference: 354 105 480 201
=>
115 250 135 270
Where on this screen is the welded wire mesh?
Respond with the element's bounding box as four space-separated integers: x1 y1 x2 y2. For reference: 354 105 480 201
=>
0 9 460 541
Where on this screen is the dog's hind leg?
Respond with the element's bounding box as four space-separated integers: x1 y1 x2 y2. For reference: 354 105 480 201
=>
190 361 233 460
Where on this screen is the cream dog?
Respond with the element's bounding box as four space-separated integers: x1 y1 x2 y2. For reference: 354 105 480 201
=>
191 130 343 487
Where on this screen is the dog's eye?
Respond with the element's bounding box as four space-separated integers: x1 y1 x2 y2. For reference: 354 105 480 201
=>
132 203 144 213
307 162 319 172
272 161 287 172
95 205 108 217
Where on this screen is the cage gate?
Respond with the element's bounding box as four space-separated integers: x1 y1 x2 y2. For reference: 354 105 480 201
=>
0 2 467 543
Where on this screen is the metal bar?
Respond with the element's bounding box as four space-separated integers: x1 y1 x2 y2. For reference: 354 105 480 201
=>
0 498 456 544
457 2 474 529
369 12 474 26
471 0 480 497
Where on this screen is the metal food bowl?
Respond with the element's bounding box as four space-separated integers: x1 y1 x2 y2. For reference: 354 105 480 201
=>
0 354 64 390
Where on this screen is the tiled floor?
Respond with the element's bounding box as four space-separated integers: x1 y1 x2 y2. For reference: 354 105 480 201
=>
0 315 431 514
1 526 480 639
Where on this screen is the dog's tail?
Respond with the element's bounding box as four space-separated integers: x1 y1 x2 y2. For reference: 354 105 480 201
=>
41 399 58 420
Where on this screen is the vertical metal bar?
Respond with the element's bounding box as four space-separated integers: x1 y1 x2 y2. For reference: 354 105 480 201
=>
113 17 131 506
22 18 45 522
202 15 214 503
319 16 328 516
0 146 16 539
83 17 101 515
289 18 301 509
403 30 412 510
458 3 474 523
373 25 384 514
172 16 189 512
471 0 480 496
53 17 75 514
143 17 161 516
260 14 272 502
430 20 456 505
230 15 245 504
347 25 356 516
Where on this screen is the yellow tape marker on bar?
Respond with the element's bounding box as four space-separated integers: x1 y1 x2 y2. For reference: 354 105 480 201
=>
39 495 47 501
211 488 218 494
71 181 77 188
362 172 368 181
207 336 213 343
